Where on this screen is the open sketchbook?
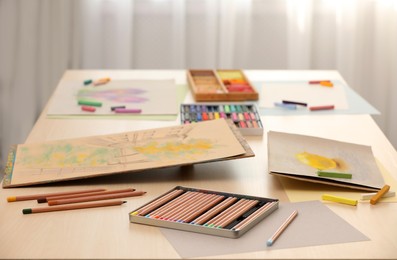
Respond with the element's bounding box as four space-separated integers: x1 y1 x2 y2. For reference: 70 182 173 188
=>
267 131 385 191
3 119 253 188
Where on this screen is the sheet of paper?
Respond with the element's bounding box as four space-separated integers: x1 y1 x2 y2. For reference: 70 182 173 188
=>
7 119 246 187
259 81 349 109
268 131 385 190
278 159 397 203
47 79 178 116
47 84 189 121
159 200 369 258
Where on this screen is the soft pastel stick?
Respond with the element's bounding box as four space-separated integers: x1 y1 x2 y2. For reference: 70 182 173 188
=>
114 108 142 114
81 106 96 112
78 100 102 107
320 81 334 87
309 80 331 84
111 106 126 111
317 171 352 179
214 112 220 119
370 185 391 205
322 194 357 206
360 191 395 200
309 105 335 111
282 100 307 107
274 102 297 110
83 79 92 85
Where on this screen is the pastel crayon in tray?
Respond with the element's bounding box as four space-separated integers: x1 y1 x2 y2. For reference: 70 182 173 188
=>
129 186 278 238
180 104 263 136
187 70 259 101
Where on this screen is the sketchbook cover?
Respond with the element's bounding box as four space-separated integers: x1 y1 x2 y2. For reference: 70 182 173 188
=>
3 119 253 188
267 131 384 191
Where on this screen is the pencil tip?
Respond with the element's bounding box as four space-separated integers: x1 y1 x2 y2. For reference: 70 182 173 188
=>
122 201 127 204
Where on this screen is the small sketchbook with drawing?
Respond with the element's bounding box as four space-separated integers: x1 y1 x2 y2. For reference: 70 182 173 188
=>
3 119 253 188
267 131 384 191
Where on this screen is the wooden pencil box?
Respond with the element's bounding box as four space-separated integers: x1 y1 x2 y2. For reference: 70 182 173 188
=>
187 70 259 101
129 186 278 238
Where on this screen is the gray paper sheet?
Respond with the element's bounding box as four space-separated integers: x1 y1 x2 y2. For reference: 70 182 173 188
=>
160 200 369 258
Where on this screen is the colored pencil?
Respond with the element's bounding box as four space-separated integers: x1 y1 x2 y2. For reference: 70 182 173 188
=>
180 195 225 223
267 210 298 246
215 200 259 228
23 200 126 214
38 188 136 203
135 189 184 216
191 197 237 225
166 193 208 221
232 202 276 231
7 188 107 202
148 191 196 218
48 191 146 206
205 199 248 227
160 192 203 220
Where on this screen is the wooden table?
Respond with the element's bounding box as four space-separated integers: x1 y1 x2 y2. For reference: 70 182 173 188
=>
1 70 396 259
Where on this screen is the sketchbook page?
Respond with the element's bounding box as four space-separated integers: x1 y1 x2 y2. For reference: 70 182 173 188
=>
268 131 385 190
47 79 178 116
7 119 246 187
160 200 369 258
278 159 397 203
259 81 349 109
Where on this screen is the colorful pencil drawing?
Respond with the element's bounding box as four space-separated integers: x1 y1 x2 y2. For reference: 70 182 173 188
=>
7 119 247 187
77 88 148 103
16 124 216 170
296 152 349 171
133 139 214 160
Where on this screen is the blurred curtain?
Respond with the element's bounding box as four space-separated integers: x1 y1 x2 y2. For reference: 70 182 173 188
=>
1 0 397 165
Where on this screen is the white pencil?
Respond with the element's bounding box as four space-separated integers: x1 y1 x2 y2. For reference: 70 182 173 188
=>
267 210 298 246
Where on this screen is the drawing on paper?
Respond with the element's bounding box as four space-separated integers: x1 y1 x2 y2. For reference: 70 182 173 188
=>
134 139 214 160
77 88 148 103
296 152 348 171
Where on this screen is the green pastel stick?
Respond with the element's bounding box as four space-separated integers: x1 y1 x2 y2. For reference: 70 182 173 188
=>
78 100 103 107
317 170 352 179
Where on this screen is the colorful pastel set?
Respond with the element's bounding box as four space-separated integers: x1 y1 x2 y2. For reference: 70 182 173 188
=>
129 186 278 238
187 70 259 101
180 104 263 136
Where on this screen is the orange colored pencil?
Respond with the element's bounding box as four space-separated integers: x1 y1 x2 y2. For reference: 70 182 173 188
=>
216 200 259 228
38 188 136 203
192 197 237 225
205 199 248 226
136 189 184 216
178 194 223 222
167 193 209 221
149 191 196 218
232 202 275 231
48 191 146 206
183 195 225 223
160 192 203 220
7 188 107 202
23 200 126 214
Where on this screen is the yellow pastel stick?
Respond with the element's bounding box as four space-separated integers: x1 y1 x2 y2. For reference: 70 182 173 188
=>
322 194 357 206
370 185 391 205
